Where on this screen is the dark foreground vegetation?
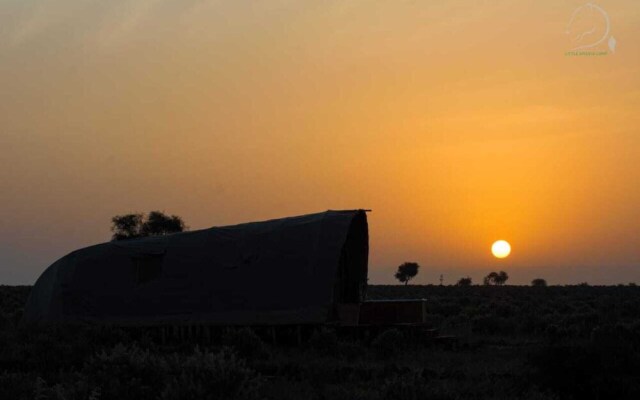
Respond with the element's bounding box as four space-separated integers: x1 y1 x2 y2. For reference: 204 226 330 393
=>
2 284 640 399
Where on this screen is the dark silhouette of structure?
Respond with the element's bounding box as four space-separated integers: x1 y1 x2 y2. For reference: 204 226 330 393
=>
24 210 369 325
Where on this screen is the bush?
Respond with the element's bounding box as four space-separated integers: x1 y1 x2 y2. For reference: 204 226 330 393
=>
222 328 268 360
309 328 339 354
80 344 262 400
159 347 262 400
457 277 472 287
321 382 380 400
472 314 516 335
528 343 640 399
31 376 100 400
532 279 547 287
0 372 38 400
372 329 404 359
381 373 428 400
337 341 364 362
83 343 170 400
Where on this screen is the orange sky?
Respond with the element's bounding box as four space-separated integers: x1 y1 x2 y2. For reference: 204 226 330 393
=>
1 1 639 285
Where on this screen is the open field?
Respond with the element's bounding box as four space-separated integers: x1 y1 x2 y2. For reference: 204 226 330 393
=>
2 284 640 399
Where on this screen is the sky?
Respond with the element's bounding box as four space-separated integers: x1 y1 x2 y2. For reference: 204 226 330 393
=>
1 0 639 285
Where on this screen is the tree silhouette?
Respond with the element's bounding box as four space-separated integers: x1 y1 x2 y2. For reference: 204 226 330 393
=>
111 211 187 241
531 278 547 287
457 277 472 286
111 213 144 240
140 211 186 237
394 262 420 285
483 271 508 286
483 272 497 285
496 271 508 285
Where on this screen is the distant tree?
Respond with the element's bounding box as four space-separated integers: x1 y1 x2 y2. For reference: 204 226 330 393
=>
496 271 509 285
483 272 497 285
394 262 420 285
483 271 508 286
531 278 547 287
111 211 187 241
140 211 186 237
457 277 472 286
111 213 144 240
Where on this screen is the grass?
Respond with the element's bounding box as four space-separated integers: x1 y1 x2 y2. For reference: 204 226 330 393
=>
1 284 640 399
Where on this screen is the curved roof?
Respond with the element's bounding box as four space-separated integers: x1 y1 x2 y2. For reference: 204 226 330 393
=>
23 210 369 325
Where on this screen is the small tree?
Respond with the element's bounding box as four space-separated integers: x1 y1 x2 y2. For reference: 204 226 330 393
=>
110 213 144 240
496 271 509 285
531 278 547 287
394 262 420 285
483 271 508 286
457 277 472 286
140 211 186 237
483 272 497 285
111 211 187 241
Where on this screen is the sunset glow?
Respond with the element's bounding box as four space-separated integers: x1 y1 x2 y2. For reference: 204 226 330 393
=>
1 1 640 285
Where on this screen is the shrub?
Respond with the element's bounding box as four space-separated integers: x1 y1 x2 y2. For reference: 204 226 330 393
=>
81 344 262 400
337 341 365 362
31 376 100 400
381 373 428 400
528 343 640 399
472 314 516 335
372 329 404 359
222 328 268 360
321 383 380 400
83 343 170 400
0 372 38 400
159 347 262 400
309 328 339 354
532 279 547 287
457 277 472 286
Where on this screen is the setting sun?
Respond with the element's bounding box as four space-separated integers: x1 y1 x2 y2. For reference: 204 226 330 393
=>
491 240 511 259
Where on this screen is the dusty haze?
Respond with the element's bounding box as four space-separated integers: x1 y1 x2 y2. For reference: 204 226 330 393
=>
1 0 639 285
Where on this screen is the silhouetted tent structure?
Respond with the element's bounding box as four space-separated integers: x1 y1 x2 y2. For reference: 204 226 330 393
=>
24 210 369 326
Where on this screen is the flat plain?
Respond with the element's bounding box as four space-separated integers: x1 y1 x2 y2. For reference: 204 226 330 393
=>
1 284 640 400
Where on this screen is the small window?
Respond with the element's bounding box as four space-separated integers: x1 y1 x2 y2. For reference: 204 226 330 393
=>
132 254 164 284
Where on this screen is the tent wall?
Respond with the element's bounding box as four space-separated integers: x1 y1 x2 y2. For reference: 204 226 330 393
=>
23 210 369 326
